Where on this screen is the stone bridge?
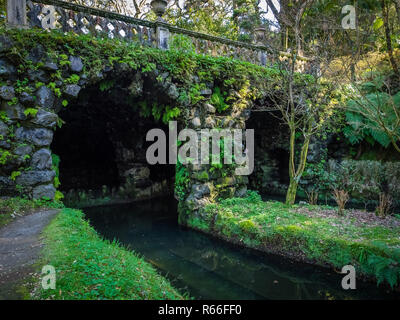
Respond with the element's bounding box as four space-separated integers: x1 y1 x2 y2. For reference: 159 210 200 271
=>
0 0 312 224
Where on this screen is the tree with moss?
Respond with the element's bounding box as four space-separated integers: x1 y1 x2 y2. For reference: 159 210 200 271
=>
265 55 338 205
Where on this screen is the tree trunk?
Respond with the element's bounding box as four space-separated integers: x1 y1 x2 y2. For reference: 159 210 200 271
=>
394 0 400 25
285 132 311 206
381 0 399 76
286 178 298 205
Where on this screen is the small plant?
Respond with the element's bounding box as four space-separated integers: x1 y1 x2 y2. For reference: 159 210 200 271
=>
332 189 349 215
10 170 21 181
169 34 195 54
65 74 80 85
23 108 38 117
306 190 319 205
376 193 393 218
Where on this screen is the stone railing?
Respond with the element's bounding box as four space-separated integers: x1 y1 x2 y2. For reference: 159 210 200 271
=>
6 0 272 66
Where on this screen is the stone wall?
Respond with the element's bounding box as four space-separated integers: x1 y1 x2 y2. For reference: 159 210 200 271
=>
0 34 255 220
177 99 252 225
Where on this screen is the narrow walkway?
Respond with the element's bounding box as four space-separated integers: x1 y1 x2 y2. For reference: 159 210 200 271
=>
0 210 59 300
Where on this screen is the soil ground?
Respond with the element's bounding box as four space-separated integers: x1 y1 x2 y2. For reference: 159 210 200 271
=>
0 210 59 300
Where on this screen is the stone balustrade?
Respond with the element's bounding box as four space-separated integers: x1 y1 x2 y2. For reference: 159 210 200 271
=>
6 0 271 66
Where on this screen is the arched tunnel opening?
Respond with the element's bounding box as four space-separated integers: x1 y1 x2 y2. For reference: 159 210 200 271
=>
51 76 176 207
246 110 290 197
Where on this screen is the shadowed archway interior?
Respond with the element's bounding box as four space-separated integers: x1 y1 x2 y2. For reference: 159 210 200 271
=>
51 76 176 206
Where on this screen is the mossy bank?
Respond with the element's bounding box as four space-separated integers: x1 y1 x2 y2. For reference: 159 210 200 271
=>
32 206 186 300
188 191 400 290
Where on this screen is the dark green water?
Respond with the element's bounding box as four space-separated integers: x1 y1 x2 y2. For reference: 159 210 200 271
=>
84 197 399 300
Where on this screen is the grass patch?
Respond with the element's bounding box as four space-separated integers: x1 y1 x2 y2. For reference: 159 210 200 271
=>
0 197 62 228
33 208 186 300
193 191 400 289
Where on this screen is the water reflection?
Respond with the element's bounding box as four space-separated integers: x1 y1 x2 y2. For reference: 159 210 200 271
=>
84 197 399 300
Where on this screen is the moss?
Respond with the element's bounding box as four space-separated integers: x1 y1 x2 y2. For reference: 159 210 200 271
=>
199 191 400 289
195 170 209 181
0 26 311 121
238 219 258 234
33 207 186 300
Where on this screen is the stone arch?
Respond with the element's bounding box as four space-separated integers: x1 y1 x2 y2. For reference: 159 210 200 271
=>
3 55 187 202
0 51 253 224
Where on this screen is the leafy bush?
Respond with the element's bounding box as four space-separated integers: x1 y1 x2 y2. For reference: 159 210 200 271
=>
304 159 400 203
326 160 400 201
332 189 349 215
343 74 400 148
168 34 196 54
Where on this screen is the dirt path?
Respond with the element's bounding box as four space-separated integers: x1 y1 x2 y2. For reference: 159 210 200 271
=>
0 209 59 300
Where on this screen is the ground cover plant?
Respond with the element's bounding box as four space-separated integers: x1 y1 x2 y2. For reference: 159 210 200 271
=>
192 191 400 289
32 207 186 300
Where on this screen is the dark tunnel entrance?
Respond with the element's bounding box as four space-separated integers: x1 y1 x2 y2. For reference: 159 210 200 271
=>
246 110 290 196
51 80 176 207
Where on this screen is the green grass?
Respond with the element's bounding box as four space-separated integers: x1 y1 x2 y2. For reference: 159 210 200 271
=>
0 197 62 228
190 191 400 289
34 208 186 300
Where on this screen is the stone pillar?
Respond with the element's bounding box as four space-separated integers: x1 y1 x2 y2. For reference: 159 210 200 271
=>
254 26 267 66
7 0 27 28
151 0 170 50
155 23 170 50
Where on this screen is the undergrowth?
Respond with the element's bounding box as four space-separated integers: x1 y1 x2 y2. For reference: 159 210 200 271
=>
195 191 400 289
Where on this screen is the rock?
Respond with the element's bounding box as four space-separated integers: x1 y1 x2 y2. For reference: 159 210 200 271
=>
240 109 251 120
31 109 58 128
192 117 201 128
31 149 52 170
42 61 58 71
115 62 129 73
128 73 143 97
0 120 8 137
1 102 26 121
184 194 208 210
167 84 179 100
135 186 152 199
0 59 16 76
103 65 113 73
205 103 216 113
200 88 212 96
191 183 211 199
91 72 103 82
16 127 53 147
28 69 49 83
0 176 15 196
160 72 169 80
235 186 247 198
205 116 216 128
0 35 13 53
19 92 35 107
217 176 236 186
236 175 249 185
0 86 15 100
27 45 46 64
69 56 83 72
124 166 150 182
14 144 33 157
64 84 81 98
36 86 55 109
14 144 33 165
16 170 55 186
191 75 200 83
32 184 56 200
79 74 88 86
